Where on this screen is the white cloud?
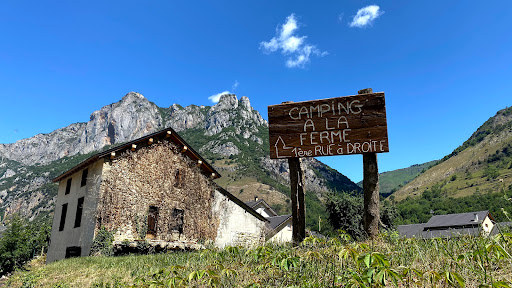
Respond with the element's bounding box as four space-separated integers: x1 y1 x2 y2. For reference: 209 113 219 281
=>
282 36 304 53
350 5 382 28
286 45 312 68
208 91 230 103
231 80 239 91
338 13 344 22
281 14 298 39
260 14 326 68
261 38 279 53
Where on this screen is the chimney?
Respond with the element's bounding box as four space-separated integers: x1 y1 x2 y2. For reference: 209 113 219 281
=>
254 196 259 202
473 213 479 222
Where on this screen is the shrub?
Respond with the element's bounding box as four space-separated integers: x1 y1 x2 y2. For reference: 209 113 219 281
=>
326 193 365 240
90 227 114 256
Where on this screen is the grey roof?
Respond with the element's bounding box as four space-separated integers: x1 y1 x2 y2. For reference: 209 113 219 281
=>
422 227 482 239
267 215 292 230
424 211 489 229
397 210 496 239
244 199 278 217
244 200 264 208
397 224 483 239
397 224 425 238
498 221 512 227
244 198 290 236
490 222 512 236
213 184 269 223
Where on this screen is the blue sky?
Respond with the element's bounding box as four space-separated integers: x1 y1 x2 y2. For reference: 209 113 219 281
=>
1 1 511 182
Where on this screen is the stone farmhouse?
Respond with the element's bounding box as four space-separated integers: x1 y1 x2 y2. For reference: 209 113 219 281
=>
47 127 270 263
245 197 292 243
397 210 510 239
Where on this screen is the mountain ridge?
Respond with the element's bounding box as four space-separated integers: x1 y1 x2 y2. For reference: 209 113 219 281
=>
393 106 512 202
357 160 438 196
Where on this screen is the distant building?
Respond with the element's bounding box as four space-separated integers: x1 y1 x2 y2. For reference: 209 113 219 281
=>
47 127 268 263
397 210 510 239
245 197 292 243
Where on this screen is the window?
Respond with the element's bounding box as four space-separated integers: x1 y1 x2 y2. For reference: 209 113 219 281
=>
65 246 82 258
65 178 72 195
170 208 184 235
147 206 159 238
81 168 88 187
174 170 181 187
59 203 68 231
74 197 84 228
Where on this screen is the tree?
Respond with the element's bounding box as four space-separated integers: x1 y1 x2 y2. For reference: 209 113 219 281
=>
326 193 365 240
326 193 401 239
0 215 51 276
381 201 400 230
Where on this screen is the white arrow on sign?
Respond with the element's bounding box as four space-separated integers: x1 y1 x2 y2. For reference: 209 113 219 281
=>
274 136 292 158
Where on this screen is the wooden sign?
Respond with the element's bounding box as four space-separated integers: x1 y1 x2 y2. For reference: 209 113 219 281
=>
268 92 389 159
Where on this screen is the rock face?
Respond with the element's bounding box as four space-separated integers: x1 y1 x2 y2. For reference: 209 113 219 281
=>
0 92 163 165
201 141 240 157
0 92 358 221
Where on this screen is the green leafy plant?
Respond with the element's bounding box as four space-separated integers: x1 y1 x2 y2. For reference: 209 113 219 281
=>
90 227 114 256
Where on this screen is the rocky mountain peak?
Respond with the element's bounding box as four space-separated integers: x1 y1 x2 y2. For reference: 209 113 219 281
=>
239 96 251 110
213 93 238 111
170 103 182 111
202 94 267 136
121 91 146 102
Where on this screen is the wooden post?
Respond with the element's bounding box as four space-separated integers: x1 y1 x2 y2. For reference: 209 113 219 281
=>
359 88 380 238
288 157 306 245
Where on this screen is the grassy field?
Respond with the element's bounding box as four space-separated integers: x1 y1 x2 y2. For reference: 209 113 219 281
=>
358 160 437 196
393 134 512 202
5 231 512 288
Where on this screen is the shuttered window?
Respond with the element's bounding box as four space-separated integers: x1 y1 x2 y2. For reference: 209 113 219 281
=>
74 197 84 228
65 178 72 195
81 168 88 187
59 203 68 231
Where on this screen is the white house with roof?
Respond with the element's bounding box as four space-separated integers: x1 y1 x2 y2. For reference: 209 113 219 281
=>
397 210 499 239
245 197 292 243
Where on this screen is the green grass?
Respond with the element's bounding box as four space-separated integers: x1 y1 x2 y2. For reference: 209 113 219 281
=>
368 160 437 196
7 231 512 287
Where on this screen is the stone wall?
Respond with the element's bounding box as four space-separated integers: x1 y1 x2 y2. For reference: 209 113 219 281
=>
97 141 219 243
